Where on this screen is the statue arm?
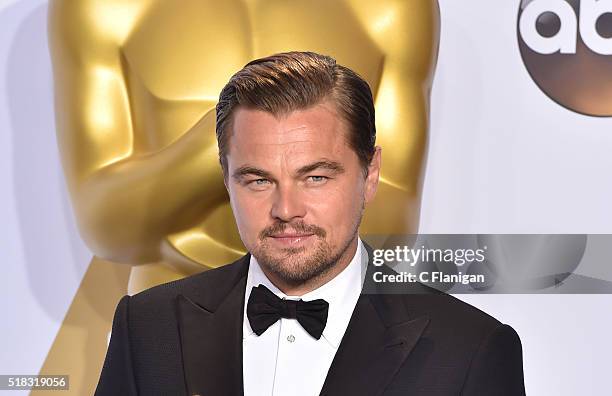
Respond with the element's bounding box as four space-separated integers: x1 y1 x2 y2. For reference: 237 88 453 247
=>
358 0 440 191
348 0 440 232
48 0 225 264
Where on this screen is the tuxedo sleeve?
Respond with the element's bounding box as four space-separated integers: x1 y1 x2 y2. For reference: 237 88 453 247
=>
460 324 526 396
95 295 138 396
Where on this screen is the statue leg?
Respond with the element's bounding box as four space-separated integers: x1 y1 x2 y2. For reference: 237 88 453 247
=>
33 257 130 395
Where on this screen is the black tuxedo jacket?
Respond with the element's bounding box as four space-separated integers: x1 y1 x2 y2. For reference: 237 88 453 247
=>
95 242 526 395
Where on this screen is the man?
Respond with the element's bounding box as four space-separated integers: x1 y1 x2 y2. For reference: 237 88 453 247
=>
95 52 525 395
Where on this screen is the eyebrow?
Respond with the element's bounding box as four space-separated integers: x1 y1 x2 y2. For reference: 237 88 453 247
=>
231 159 345 182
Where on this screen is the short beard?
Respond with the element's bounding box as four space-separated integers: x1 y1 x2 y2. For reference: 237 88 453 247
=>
251 207 363 288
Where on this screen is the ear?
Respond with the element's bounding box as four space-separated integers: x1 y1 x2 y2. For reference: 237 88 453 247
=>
364 146 382 204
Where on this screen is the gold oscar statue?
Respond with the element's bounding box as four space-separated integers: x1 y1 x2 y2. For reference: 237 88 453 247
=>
39 1 439 394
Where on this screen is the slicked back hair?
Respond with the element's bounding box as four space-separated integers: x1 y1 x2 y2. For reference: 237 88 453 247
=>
215 51 376 180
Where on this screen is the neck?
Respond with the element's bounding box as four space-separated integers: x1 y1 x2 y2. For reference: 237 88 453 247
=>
262 236 359 296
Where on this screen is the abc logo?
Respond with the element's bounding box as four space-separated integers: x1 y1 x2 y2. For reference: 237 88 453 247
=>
518 0 612 116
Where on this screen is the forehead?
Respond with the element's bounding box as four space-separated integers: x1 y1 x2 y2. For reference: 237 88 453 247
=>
228 102 353 165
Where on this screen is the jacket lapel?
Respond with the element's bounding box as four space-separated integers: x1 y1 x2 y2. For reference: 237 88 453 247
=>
319 295 429 396
175 254 250 396
319 242 431 396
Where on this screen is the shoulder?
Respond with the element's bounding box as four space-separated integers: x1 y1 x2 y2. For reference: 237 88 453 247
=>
388 288 525 393
48 0 147 57
368 263 522 365
111 257 247 343
119 256 248 325
388 284 524 382
130 257 247 305
405 283 506 333
426 292 526 393
396 284 523 364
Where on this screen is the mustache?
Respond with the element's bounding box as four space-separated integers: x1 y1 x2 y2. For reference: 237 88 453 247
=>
260 221 326 240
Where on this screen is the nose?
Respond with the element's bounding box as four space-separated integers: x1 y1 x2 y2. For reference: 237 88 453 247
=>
270 183 307 222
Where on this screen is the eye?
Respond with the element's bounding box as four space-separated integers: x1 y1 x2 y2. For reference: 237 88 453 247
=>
245 178 271 190
249 178 270 186
307 175 329 184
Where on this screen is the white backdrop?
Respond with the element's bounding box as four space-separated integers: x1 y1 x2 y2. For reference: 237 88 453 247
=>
0 0 610 395
421 2 612 395
1 1 92 396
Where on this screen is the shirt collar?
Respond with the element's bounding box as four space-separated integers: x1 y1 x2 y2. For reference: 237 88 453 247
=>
243 237 368 348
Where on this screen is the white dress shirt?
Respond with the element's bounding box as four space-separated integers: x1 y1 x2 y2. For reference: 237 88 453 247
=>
243 237 368 396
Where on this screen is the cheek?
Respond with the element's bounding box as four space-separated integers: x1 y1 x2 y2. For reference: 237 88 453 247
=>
229 189 266 237
308 181 363 225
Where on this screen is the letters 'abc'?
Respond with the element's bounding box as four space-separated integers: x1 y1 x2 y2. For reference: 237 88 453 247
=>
519 0 612 55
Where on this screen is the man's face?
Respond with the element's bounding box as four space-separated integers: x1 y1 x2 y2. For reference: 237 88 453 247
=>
225 100 381 287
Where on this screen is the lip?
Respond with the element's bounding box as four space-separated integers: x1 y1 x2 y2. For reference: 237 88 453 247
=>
271 233 314 238
269 233 315 245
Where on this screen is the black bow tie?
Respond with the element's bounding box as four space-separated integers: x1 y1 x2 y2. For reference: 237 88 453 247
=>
246 284 329 340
